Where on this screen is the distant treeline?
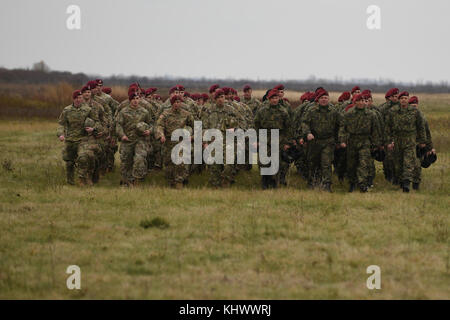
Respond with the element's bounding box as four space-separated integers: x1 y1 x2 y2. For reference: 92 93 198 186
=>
0 67 449 94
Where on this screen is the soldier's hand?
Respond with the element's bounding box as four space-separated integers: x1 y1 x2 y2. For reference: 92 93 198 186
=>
298 138 304 145
283 144 290 151
59 135 65 142
143 130 150 136
387 143 394 151
121 135 129 142
419 143 426 148
85 127 94 133
340 143 346 148
292 140 297 146
160 136 166 143
379 145 384 150
307 133 314 141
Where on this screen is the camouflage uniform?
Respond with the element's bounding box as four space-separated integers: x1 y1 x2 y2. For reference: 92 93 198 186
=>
116 105 153 184
155 107 195 187
379 100 400 183
300 103 342 190
242 97 262 116
292 100 311 179
254 102 292 188
410 107 432 186
57 103 100 185
339 107 381 191
203 102 244 187
385 105 426 188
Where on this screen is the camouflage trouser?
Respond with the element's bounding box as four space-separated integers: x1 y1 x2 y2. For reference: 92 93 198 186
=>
162 144 189 186
62 139 96 183
258 149 282 188
393 135 416 183
412 148 422 184
294 146 308 179
346 139 371 187
333 148 347 180
149 138 163 169
307 138 334 186
368 156 376 181
119 140 149 183
209 163 235 187
383 147 395 181
106 137 118 171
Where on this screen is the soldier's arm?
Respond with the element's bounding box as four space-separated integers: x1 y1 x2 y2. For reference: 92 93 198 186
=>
144 110 154 134
184 113 195 135
370 113 381 147
425 119 433 150
154 114 165 140
116 111 126 139
300 111 312 139
338 114 347 144
87 106 102 134
56 109 67 138
385 112 393 144
416 110 426 145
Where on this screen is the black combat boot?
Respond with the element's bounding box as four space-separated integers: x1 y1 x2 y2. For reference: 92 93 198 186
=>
412 182 420 190
368 176 374 188
359 185 368 193
402 180 410 193
262 176 269 190
66 165 75 185
323 183 332 193
349 183 356 193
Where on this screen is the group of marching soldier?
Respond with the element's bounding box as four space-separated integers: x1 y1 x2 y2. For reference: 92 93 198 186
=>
57 80 436 192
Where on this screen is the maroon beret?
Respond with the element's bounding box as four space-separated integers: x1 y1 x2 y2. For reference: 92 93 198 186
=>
361 93 371 100
315 89 329 101
86 80 98 90
352 93 364 102
191 93 200 101
201 93 209 101
300 92 310 102
96 79 103 85
338 91 351 102
169 86 178 94
351 86 361 94
184 91 191 98
176 84 185 91
144 88 154 96
154 94 161 100
274 84 285 91
361 89 371 95
72 90 82 100
267 89 279 99
385 88 399 99
214 89 225 100
222 87 231 95
209 84 220 93
128 86 139 96
408 96 419 104
233 96 240 102
398 91 409 98
81 85 90 93
243 85 252 92
102 87 112 94
128 91 139 101
231 88 237 95
170 95 184 105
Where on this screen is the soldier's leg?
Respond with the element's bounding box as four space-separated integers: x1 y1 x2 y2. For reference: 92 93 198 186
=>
119 142 135 185
279 159 290 186
320 143 334 190
132 140 149 182
393 141 403 188
62 141 79 185
77 145 95 186
307 142 321 187
357 146 371 191
208 164 223 188
367 152 376 187
412 153 422 190
346 145 358 190
402 140 416 187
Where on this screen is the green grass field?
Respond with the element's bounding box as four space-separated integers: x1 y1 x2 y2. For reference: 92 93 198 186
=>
0 94 449 299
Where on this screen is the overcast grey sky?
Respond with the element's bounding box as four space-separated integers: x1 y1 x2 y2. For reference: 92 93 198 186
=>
0 0 449 83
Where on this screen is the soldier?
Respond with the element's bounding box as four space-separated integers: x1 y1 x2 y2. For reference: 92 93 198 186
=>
379 87 400 184
300 89 342 192
385 91 426 192
335 91 351 113
145 88 163 170
203 89 244 188
82 83 109 181
408 96 435 190
241 85 262 116
254 89 292 189
155 95 195 189
57 90 100 186
116 91 153 186
339 94 381 192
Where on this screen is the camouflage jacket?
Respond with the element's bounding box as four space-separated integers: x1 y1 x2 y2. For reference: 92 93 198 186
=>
338 107 381 146
116 105 153 142
57 103 100 142
202 103 244 135
385 105 426 144
242 97 262 116
155 107 195 144
254 103 292 147
300 104 342 143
